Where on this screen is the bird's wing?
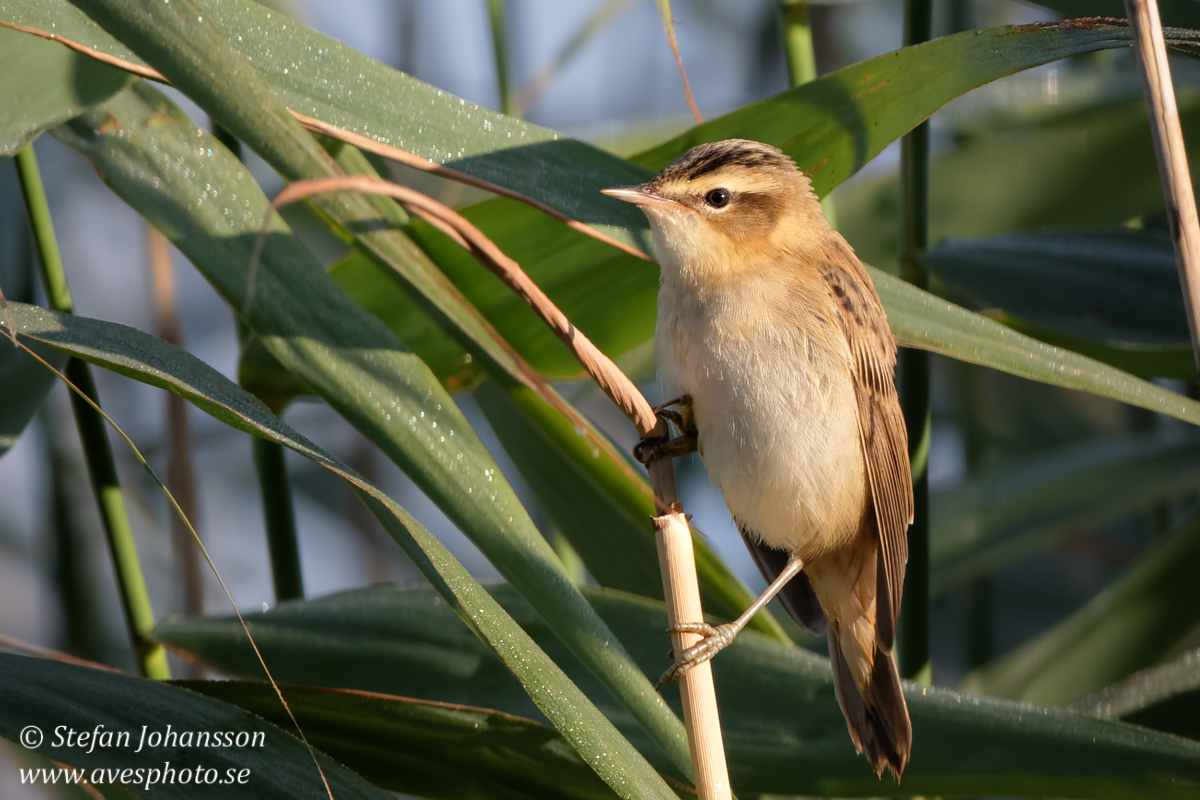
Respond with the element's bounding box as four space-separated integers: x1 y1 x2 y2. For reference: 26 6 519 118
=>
819 254 913 646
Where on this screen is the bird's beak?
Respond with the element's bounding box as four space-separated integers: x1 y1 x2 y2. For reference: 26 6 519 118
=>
601 184 689 211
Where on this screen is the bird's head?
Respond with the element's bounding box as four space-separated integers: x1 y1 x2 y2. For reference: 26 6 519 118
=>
603 139 825 280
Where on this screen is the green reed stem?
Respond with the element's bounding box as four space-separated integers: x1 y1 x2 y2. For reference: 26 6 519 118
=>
253 436 304 601
15 143 169 680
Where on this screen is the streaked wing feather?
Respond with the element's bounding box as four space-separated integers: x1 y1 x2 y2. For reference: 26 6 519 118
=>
819 254 913 644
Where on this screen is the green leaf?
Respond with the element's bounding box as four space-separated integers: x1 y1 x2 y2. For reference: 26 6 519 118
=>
0 652 394 799
990 311 1196 385
931 434 1200 590
3 741 143 800
1 300 679 800
1070 648 1200 741
156 583 1200 798
182 682 620 800
0 23 133 155
963 510 1200 705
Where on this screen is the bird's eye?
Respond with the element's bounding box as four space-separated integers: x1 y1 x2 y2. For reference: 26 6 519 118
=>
704 188 731 208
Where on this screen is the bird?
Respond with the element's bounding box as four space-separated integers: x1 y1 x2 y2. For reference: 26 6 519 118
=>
602 138 913 779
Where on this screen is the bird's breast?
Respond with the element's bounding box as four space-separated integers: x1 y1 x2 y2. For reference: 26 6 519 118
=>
656 274 868 559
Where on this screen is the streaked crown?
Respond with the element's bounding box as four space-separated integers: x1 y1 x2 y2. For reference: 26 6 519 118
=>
654 139 797 187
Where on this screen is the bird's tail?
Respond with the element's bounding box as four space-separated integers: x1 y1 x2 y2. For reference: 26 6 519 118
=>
807 534 912 778
828 627 911 778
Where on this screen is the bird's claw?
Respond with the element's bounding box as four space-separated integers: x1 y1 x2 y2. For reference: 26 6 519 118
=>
634 430 698 466
634 395 698 466
656 395 696 436
655 621 738 689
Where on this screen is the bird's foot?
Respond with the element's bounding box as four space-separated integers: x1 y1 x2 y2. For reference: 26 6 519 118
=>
634 431 698 465
634 395 697 466
655 621 739 688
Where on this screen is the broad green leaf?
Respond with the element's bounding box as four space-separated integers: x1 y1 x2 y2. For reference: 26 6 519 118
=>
1 300 680 800
988 311 1195 385
963 510 1200 705
1070 648 1200 741
0 652 394 799
932 434 1200 590
270 150 773 632
0 339 62 457
156 583 1200 798
45 0 641 473
7 2 1196 398
0 23 133 155
182 682 619 800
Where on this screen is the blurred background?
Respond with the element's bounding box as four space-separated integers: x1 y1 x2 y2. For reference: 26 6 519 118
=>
2 8 1197 787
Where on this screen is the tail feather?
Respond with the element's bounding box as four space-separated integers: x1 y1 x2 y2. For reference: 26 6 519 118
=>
809 531 912 779
829 630 911 778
